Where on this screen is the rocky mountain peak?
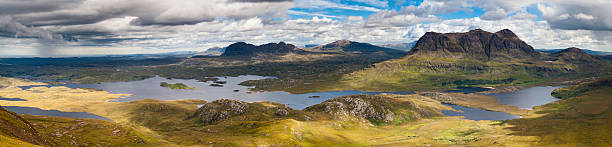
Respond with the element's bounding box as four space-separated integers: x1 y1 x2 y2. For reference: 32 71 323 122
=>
409 29 538 60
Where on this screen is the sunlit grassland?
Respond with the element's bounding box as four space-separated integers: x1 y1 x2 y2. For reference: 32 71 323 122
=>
342 54 590 92
23 115 147 146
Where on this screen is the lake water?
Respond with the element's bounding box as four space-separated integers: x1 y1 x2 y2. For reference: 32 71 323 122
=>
0 96 27 101
442 104 520 120
14 75 563 121
2 106 111 121
21 75 413 110
485 86 564 109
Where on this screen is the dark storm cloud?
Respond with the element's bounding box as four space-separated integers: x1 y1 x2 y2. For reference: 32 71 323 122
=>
1 0 293 27
0 0 83 15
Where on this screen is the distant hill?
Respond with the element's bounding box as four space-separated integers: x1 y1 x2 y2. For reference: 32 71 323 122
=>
220 42 303 57
307 40 403 54
380 42 416 51
536 48 612 55
343 29 612 91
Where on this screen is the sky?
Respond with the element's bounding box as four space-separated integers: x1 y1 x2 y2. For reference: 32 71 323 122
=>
0 0 611 57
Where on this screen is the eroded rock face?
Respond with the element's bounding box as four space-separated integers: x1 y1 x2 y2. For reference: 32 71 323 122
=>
192 99 250 124
304 95 397 123
409 29 540 60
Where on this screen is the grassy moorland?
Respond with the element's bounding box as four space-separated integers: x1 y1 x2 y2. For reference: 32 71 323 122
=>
343 54 610 92
2 75 611 146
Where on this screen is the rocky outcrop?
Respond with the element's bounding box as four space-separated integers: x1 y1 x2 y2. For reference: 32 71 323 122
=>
409 29 540 60
221 42 302 57
0 105 55 146
192 99 250 124
304 95 398 123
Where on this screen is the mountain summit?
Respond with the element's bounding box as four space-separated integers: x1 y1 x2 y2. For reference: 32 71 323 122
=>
221 42 301 57
308 40 403 53
409 29 539 60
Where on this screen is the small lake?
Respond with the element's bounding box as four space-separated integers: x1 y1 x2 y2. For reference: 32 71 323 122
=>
442 104 519 121
485 86 564 109
21 75 412 110
2 106 111 121
0 96 27 101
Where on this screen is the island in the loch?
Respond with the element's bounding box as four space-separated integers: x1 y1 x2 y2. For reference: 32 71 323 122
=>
160 82 196 89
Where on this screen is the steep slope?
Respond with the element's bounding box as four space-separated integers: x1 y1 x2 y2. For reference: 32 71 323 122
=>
343 29 611 91
0 105 54 146
409 29 539 60
221 42 302 57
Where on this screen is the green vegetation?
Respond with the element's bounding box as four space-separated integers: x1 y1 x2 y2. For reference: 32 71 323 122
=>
113 95 452 146
506 77 612 146
0 105 53 146
343 51 611 92
159 82 196 89
23 115 147 147
551 77 612 99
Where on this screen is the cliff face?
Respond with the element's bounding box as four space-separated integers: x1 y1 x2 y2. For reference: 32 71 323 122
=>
409 29 539 60
221 42 301 57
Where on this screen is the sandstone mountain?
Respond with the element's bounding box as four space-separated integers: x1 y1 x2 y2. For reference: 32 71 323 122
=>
409 29 539 60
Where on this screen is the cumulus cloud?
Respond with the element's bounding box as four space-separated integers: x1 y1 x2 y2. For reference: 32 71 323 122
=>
481 9 506 20
0 0 611 57
538 0 612 31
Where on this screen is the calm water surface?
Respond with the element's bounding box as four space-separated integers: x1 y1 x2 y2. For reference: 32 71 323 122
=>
442 104 519 120
0 96 27 101
22 75 412 110
485 86 565 109
2 106 111 121
14 75 563 121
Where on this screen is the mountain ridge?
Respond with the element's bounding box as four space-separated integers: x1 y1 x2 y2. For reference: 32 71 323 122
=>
408 29 539 60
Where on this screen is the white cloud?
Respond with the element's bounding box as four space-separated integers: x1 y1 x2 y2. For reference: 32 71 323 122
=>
481 9 506 20
538 0 612 30
294 0 381 12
